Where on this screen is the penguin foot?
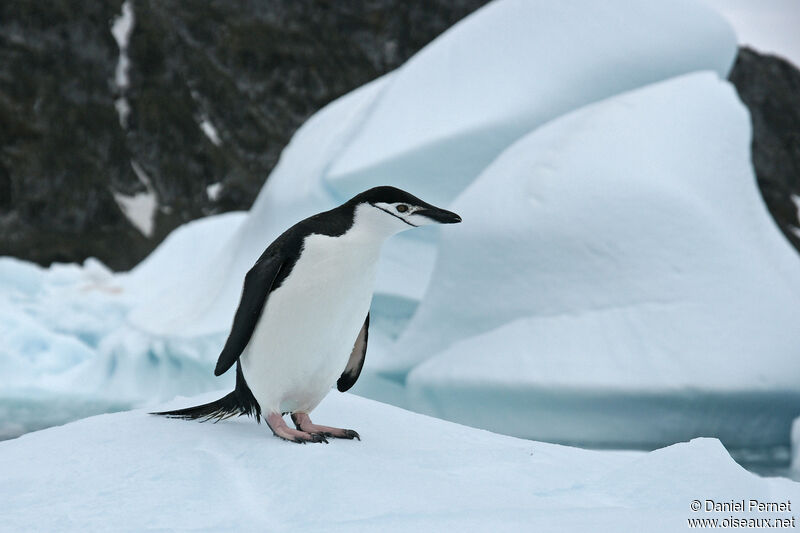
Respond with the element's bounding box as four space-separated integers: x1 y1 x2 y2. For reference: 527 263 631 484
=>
265 413 328 444
291 413 361 441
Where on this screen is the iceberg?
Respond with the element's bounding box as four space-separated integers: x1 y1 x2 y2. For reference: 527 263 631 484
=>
396 72 800 448
1 392 797 532
325 0 736 204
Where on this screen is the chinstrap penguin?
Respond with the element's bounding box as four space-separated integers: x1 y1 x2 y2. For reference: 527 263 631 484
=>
153 186 461 443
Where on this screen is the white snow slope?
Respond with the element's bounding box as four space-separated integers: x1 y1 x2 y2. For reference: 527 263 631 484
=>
2 392 798 532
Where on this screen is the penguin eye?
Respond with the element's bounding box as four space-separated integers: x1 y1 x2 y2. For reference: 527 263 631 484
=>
396 204 409 213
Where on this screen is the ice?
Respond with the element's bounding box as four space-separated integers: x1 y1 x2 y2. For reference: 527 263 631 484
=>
325 0 736 205
393 72 800 448
0 213 245 439
1 392 798 532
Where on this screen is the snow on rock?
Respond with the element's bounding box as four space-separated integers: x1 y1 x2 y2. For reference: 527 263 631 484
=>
1 392 798 532
206 182 223 201
111 0 134 128
325 0 736 205
199 117 222 146
393 72 800 448
112 161 158 237
792 194 800 225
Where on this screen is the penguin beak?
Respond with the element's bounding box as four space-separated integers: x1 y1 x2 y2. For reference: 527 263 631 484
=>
416 207 462 224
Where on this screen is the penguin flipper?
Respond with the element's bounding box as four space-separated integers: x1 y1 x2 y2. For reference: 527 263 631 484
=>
214 252 285 376
337 313 369 392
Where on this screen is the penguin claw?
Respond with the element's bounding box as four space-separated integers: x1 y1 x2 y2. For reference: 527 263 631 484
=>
310 433 329 444
342 429 360 441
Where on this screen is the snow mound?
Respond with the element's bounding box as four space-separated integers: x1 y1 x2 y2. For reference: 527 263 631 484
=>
2 392 797 532
325 0 736 205
392 72 800 447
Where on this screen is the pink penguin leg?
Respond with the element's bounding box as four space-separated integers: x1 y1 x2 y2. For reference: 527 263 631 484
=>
265 413 327 444
291 412 360 440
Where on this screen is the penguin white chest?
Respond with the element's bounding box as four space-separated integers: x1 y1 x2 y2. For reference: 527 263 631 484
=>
240 232 380 414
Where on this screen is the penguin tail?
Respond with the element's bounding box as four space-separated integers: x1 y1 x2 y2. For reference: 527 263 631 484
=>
150 392 240 422
150 362 262 423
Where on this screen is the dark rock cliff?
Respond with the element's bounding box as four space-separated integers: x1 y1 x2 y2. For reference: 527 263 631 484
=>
729 47 800 251
1 3 798 270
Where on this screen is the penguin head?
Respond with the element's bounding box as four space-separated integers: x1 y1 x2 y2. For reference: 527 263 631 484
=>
349 186 462 234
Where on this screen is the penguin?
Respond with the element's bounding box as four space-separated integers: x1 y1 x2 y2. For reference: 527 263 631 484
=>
153 186 461 443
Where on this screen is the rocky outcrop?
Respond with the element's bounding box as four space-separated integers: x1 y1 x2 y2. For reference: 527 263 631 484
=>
0 1 149 270
0 0 487 270
729 47 800 251
1 3 798 270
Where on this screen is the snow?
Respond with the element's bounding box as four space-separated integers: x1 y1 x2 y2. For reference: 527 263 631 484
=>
200 117 222 146
2 392 798 532
111 0 134 87
395 72 800 448
113 189 157 237
702 0 800 67
206 182 223 201
113 161 158 237
113 97 131 129
110 0 134 128
325 0 736 205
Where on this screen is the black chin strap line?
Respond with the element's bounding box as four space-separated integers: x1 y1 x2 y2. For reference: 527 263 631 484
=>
372 204 417 227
